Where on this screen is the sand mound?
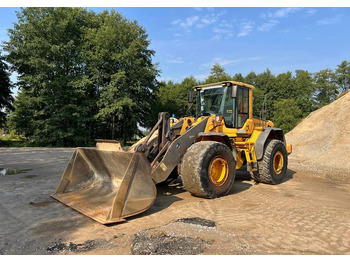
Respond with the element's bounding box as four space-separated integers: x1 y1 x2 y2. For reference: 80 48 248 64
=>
286 91 350 175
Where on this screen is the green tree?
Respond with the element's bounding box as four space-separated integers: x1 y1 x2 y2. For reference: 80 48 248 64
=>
7 89 36 137
232 73 244 82
313 69 338 108
273 71 294 100
0 55 13 128
4 8 159 146
244 71 257 86
273 99 303 133
176 76 198 117
254 69 276 120
252 87 266 118
243 71 265 118
335 60 350 93
205 63 231 84
4 7 94 146
87 10 159 143
154 76 198 122
154 80 180 121
293 70 315 116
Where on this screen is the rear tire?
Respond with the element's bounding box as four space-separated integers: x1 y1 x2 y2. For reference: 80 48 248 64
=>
181 141 236 198
252 139 288 184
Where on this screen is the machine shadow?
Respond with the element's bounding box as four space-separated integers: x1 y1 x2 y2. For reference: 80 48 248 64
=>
114 181 186 224
116 172 256 225
235 168 296 185
282 169 297 183
109 169 297 226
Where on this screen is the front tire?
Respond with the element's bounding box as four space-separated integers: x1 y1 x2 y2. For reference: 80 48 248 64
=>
181 141 236 198
252 139 288 184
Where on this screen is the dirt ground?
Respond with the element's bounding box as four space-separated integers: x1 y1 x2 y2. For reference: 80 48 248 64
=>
0 147 349 255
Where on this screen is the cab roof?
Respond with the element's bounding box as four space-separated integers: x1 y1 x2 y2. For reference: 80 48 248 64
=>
194 81 255 90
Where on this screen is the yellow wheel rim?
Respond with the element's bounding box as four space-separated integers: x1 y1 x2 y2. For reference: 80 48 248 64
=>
273 151 284 174
209 156 228 186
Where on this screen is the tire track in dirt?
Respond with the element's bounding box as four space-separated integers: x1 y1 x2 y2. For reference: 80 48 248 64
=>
140 177 350 254
1 147 349 255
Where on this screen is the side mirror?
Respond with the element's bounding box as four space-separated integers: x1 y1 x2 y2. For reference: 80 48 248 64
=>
188 91 194 103
231 85 237 98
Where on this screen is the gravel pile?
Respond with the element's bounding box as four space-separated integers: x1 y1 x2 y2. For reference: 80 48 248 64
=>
286 91 350 176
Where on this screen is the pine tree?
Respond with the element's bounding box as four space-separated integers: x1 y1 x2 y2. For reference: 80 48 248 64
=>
0 55 13 128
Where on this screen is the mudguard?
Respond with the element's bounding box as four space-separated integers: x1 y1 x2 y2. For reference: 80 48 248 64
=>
255 127 285 161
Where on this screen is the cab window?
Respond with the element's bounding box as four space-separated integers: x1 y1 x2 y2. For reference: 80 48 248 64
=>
237 87 249 128
222 86 235 128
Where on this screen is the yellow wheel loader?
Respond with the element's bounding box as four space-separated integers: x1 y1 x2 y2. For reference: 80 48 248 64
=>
52 81 292 224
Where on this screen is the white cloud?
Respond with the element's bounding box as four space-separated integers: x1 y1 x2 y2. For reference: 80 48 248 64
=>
166 58 184 64
199 56 262 73
218 20 233 28
247 56 261 61
280 28 291 34
181 16 199 28
197 16 217 29
157 76 178 82
210 34 222 41
171 16 200 32
196 12 226 29
306 8 317 16
260 12 267 19
317 16 341 25
212 27 230 34
237 22 253 37
201 57 244 68
258 8 302 34
193 74 209 81
258 20 279 32
172 10 227 33
211 26 234 40
172 19 181 25
219 58 243 66
201 17 217 25
269 7 301 18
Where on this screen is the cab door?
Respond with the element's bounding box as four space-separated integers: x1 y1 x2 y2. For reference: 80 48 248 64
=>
236 86 249 128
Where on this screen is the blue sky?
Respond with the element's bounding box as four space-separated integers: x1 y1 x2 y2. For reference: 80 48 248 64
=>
1 6 350 88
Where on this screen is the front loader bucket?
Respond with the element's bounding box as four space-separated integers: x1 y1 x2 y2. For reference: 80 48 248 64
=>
51 146 156 224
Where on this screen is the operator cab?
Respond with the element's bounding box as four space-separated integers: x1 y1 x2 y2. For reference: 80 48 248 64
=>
194 81 253 129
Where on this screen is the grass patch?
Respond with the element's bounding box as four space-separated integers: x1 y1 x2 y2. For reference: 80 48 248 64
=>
0 139 39 147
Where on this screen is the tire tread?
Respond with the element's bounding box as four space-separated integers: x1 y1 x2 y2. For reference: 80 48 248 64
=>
252 139 287 184
181 141 235 198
